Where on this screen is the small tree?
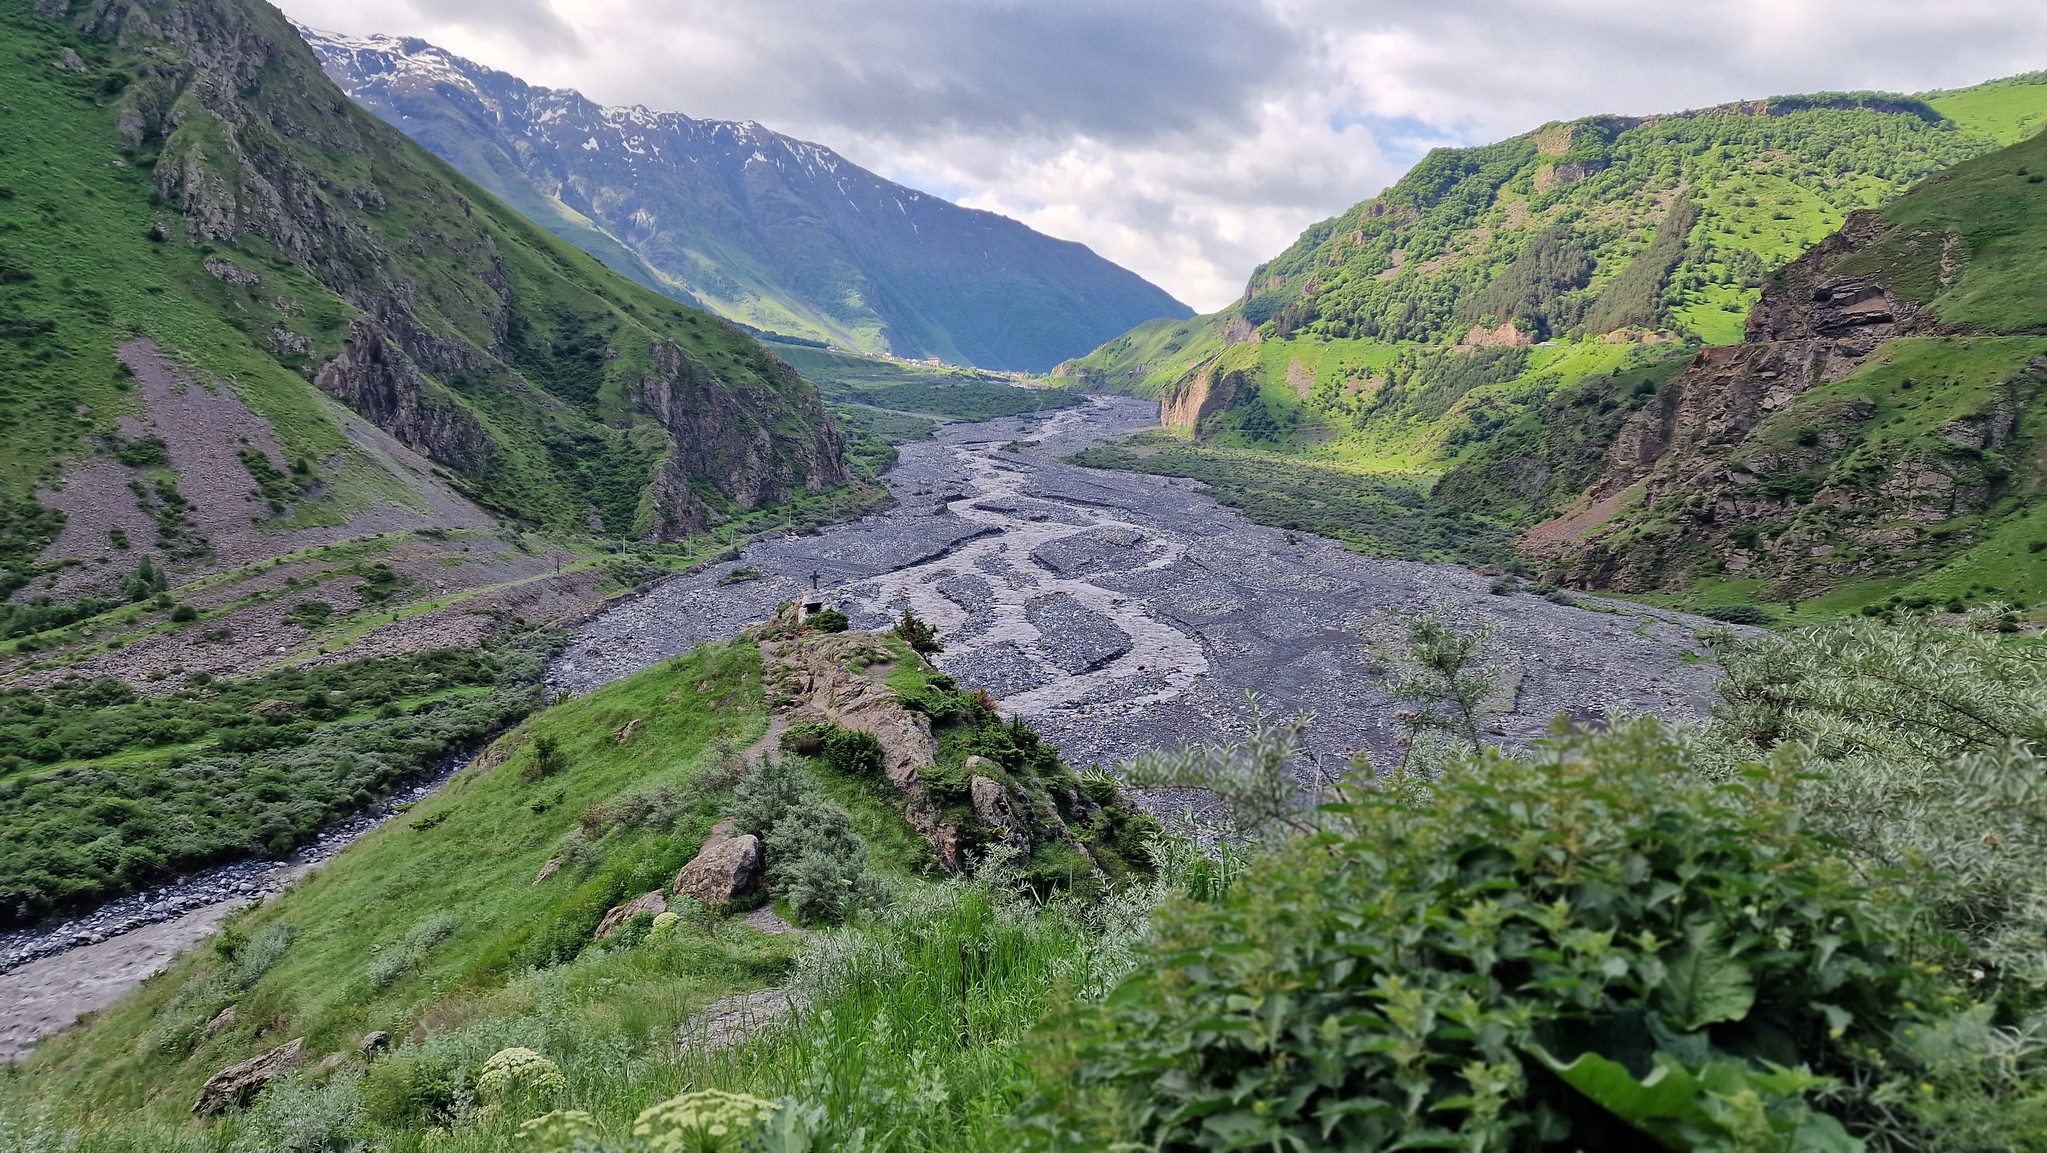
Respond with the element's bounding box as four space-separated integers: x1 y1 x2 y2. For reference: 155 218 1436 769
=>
1378 611 1501 765
525 733 569 781
1120 692 1330 849
893 608 943 655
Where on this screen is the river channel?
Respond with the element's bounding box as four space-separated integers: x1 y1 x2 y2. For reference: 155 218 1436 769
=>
2 395 1722 1060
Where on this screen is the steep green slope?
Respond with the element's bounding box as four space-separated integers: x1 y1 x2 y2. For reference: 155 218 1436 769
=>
302 28 1192 373
1052 77 2047 575
1536 127 2047 613
0 618 1157 1146
0 0 848 609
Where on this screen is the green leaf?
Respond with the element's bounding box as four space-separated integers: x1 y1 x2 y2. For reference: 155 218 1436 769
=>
1653 937 1755 1032
1529 1048 1860 1153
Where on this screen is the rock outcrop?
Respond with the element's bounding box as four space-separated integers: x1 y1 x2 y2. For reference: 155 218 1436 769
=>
671 819 763 907
760 623 960 868
592 890 668 940
630 341 849 538
193 1037 304 1115
1529 203 2040 595
314 323 493 475
1160 361 1243 437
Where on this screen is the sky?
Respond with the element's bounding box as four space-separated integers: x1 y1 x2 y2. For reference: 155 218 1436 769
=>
272 0 2047 313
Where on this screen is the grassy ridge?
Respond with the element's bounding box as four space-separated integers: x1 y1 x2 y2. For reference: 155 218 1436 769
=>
0 0 845 571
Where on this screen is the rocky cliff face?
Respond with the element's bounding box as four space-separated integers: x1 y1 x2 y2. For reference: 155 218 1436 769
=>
1534 202 2043 595
52 0 850 537
301 27 1191 372
1159 362 1243 436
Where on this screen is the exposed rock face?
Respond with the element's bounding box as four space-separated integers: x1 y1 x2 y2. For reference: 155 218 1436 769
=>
193 1037 304 1115
593 890 667 940
1528 208 2034 594
630 340 849 537
968 766 1030 856
314 322 493 475
203 1006 236 1037
672 819 763 907
760 625 960 868
1160 361 1242 436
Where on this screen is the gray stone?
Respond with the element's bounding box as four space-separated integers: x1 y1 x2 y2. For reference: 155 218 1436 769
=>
360 1030 392 1058
672 820 762 907
592 890 667 940
192 1037 303 1115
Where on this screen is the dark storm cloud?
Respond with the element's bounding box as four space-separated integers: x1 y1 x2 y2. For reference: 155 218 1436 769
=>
414 0 1302 143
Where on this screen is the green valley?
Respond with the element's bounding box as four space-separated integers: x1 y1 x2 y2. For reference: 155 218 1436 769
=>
1055 76 2047 617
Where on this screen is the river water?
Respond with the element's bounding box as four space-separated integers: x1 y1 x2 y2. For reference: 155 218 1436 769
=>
2 395 1722 1060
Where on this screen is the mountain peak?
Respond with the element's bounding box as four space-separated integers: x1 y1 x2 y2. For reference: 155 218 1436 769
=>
303 28 1190 370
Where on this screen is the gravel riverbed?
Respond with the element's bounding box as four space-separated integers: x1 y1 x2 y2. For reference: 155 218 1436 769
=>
3 395 1724 1061
553 396 1725 773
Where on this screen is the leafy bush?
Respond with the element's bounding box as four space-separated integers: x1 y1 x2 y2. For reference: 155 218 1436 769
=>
893 608 943 655
808 607 850 633
777 721 834 757
1050 721 1970 1151
364 911 458 991
524 733 569 781
766 801 886 925
1700 603 1777 627
360 1057 461 1128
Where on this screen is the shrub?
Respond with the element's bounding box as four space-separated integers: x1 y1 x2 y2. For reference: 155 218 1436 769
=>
808 608 850 633
778 721 833 757
1051 721 1967 1150
525 733 569 781
893 608 943 654
361 1057 461 1128
227 1071 362 1153
766 800 886 925
728 755 807 839
820 727 884 779
364 911 458 990
1700 602 1776 627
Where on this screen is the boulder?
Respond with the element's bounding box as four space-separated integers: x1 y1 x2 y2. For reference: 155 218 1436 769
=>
203 1006 236 1037
593 890 668 940
969 774 1030 853
192 1037 304 1115
360 1030 392 1059
672 819 763 907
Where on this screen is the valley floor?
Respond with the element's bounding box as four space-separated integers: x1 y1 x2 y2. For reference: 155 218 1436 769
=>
555 397 1725 773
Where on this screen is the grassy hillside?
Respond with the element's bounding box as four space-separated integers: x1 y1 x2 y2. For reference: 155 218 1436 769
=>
0 0 847 593
1540 127 2047 616
0 614 1162 1149
1052 76 2047 593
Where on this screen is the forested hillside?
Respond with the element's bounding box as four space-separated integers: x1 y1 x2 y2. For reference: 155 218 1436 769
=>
304 28 1192 373
1057 76 2047 614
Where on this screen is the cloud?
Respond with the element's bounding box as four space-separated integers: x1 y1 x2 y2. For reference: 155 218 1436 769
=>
276 0 2047 312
